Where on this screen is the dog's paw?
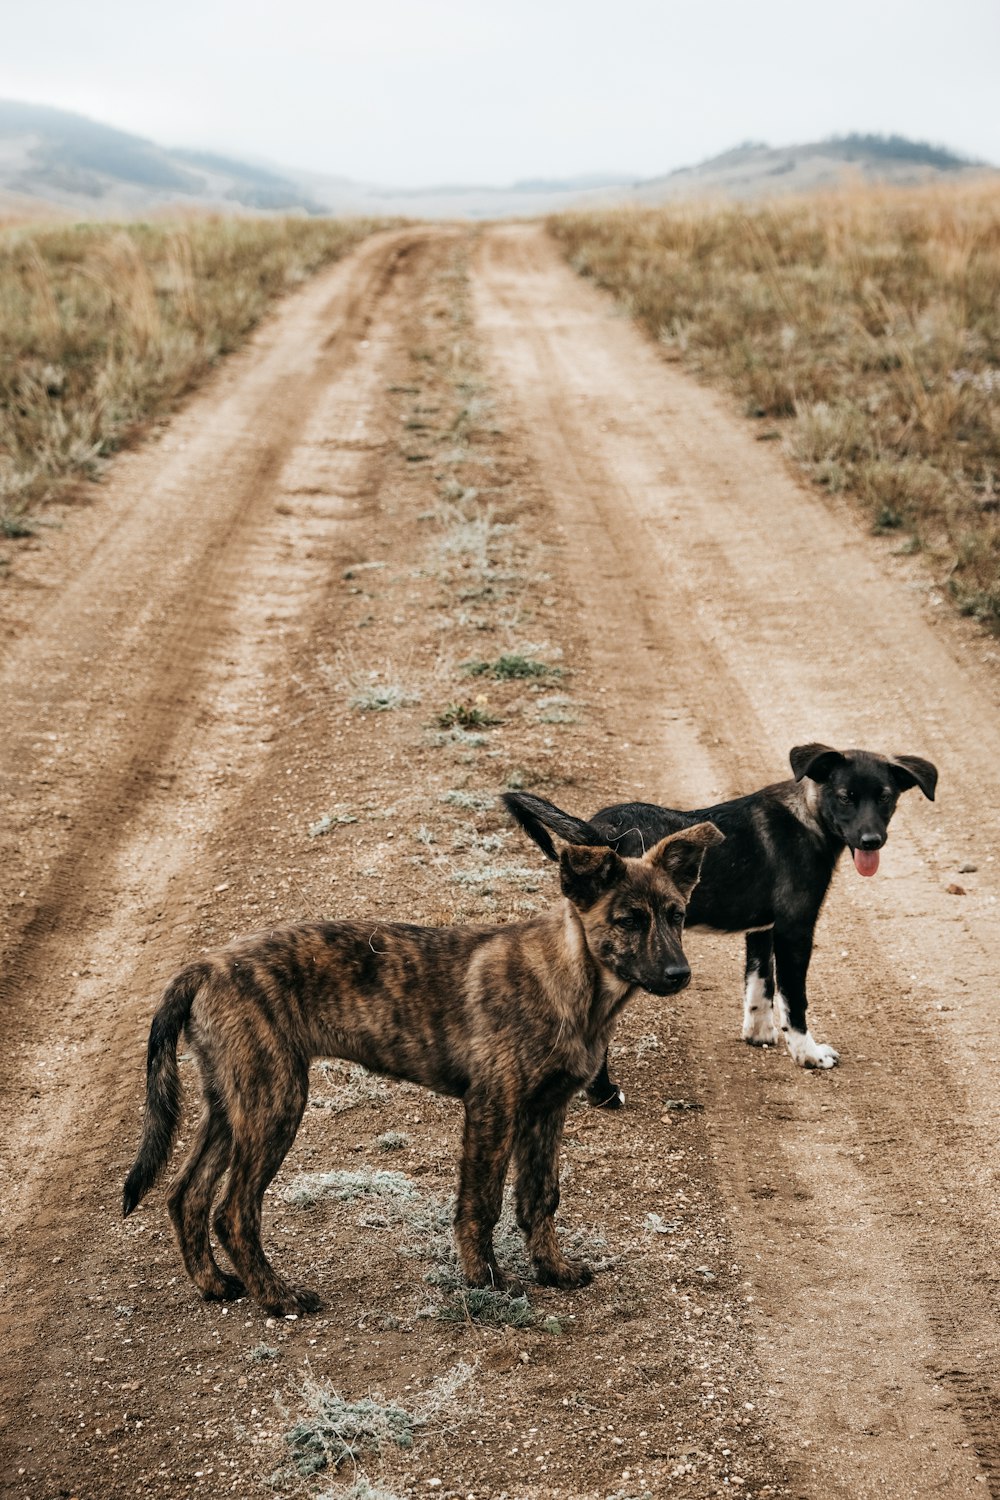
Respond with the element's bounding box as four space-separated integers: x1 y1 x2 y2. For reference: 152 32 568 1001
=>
742 1019 778 1047
200 1272 246 1303
785 1030 839 1069
589 1085 626 1110
261 1283 324 1316
534 1258 593 1290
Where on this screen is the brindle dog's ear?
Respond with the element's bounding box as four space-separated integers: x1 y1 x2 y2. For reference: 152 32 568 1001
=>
888 755 938 801
501 791 607 862
647 821 724 900
559 843 625 909
790 743 848 783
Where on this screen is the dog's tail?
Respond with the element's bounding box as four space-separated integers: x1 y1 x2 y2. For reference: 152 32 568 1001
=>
502 790 607 861
122 961 211 1218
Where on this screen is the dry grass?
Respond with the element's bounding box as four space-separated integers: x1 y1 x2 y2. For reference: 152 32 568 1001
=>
0 216 384 528
550 182 1000 630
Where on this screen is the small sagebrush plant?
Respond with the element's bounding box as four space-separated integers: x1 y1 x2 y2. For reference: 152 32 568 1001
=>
284 1363 473 1476
462 654 560 681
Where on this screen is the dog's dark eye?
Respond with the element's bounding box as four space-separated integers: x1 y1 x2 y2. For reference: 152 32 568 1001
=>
668 907 685 929
879 787 893 803
836 788 853 803
612 907 648 930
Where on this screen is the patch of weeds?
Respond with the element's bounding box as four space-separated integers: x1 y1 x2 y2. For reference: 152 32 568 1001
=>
462 654 560 681
663 1097 703 1112
872 506 905 533
436 701 502 730
436 1287 536 1328
441 789 493 812
534 694 578 724
325 1479 408 1500
451 862 542 894
308 808 358 839
505 768 526 791
285 1363 473 1477
375 1131 409 1153
634 1033 659 1058
280 1168 417 1208
416 824 437 846
349 682 419 713
113 1304 134 1320
644 1212 680 1236
309 1061 390 1114
432 726 488 748
1 513 36 539
247 1343 280 1362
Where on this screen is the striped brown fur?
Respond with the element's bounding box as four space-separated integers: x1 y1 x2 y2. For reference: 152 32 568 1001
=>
122 793 722 1315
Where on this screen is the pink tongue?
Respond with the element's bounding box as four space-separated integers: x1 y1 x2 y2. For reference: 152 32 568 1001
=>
854 848 880 877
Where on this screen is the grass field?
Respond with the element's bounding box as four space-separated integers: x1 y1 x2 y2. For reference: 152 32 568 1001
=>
549 183 1000 632
0 215 383 535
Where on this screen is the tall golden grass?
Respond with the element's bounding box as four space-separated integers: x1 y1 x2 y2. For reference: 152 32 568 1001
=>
0 216 384 536
550 182 1000 631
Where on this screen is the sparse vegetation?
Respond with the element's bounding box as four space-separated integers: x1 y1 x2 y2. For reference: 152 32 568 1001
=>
284 1364 473 1477
550 182 1000 630
0 216 382 531
435 700 502 729
462 654 560 681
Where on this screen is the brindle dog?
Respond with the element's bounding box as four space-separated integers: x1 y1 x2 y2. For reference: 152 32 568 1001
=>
122 793 722 1315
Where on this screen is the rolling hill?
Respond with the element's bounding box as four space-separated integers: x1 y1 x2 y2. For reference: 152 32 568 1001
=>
0 98 992 221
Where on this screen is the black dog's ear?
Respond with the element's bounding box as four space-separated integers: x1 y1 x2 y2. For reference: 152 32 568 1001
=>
888 755 938 801
790 743 848 783
501 791 606 862
648 821 724 899
560 843 625 909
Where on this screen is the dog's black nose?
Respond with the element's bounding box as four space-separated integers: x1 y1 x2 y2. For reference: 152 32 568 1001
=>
858 833 884 850
663 964 691 987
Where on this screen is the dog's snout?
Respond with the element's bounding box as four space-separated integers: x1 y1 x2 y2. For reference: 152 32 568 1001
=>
858 832 884 851
663 963 691 990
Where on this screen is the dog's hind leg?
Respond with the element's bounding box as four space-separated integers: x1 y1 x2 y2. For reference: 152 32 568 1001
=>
454 1085 517 1293
166 1102 242 1302
742 929 777 1046
772 924 839 1069
212 1067 319 1315
515 1102 592 1289
584 1047 626 1109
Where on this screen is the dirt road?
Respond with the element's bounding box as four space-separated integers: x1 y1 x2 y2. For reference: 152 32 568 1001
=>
2 222 999 1499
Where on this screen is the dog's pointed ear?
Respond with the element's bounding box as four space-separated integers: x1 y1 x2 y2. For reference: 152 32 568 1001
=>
501 791 606 862
647 820 724 899
888 755 938 801
560 842 626 909
790 743 848 783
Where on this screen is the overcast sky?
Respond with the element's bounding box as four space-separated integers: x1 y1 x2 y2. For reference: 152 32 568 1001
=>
2 0 998 188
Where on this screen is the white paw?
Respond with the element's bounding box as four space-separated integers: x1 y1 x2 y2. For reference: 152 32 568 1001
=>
785 1030 840 1069
743 975 777 1045
743 1013 778 1046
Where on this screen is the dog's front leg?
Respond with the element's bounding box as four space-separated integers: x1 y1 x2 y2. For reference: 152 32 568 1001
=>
584 1046 626 1109
514 1102 593 1289
742 929 777 1045
772 924 839 1069
454 1086 518 1293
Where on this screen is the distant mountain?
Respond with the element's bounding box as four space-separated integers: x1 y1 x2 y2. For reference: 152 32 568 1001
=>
637 133 989 203
0 100 324 215
0 100 992 223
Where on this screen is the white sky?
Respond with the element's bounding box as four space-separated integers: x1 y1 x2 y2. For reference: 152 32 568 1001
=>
2 0 998 188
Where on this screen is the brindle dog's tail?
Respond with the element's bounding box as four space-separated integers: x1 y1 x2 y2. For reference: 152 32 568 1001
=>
122 962 211 1218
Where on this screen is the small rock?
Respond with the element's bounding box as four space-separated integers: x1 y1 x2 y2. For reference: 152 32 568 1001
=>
946 883 966 896
958 862 978 874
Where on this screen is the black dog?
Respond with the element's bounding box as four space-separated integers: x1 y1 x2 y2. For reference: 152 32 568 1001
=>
506 744 937 1099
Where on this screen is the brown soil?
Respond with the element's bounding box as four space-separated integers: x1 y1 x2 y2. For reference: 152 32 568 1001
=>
1 222 998 1500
